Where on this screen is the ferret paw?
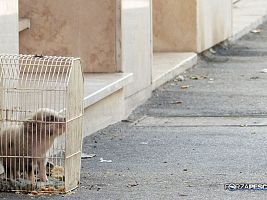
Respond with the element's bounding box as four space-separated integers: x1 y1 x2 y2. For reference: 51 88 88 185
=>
40 175 48 182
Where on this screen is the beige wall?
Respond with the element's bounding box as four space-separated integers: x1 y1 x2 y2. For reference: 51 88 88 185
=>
153 0 197 52
19 0 119 73
153 0 232 53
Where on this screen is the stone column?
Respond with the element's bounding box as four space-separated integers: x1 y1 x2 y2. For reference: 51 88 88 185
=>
121 0 153 111
0 0 18 54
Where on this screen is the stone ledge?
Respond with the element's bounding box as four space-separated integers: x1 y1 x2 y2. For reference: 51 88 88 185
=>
19 18 30 32
152 52 197 90
230 0 267 42
83 73 133 108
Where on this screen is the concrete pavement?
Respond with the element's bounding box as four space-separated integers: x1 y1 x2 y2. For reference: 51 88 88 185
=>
78 21 267 199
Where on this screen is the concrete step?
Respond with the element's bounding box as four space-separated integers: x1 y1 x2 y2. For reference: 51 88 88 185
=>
231 0 267 42
83 73 133 136
152 52 197 90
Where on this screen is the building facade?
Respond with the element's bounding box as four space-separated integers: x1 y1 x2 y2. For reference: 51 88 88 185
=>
1 0 233 136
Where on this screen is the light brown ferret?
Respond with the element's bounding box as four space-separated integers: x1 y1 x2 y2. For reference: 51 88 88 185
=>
0 108 66 182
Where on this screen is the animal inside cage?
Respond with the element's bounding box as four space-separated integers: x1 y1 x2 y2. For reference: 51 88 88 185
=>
0 54 84 193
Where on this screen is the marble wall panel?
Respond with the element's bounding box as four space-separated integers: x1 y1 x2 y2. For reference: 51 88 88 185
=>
19 0 117 72
0 0 18 54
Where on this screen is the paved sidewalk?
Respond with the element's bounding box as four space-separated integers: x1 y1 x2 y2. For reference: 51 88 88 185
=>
77 22 267 199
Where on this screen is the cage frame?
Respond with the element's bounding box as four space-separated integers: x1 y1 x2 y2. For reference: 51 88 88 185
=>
0 54 84 193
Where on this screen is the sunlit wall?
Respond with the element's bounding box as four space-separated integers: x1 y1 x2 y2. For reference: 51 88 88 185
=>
0 0 18 54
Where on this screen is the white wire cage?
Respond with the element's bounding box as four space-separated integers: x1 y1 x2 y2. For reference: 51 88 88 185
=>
0 54 84 193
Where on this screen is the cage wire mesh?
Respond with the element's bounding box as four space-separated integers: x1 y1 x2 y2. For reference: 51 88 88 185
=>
0 54 84 193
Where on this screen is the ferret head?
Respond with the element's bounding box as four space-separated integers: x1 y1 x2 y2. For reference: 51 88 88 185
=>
25 108 66 137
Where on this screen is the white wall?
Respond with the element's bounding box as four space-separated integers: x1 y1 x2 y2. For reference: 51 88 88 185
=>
197 0 232 52
121 0 153 112
0 0 18 54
